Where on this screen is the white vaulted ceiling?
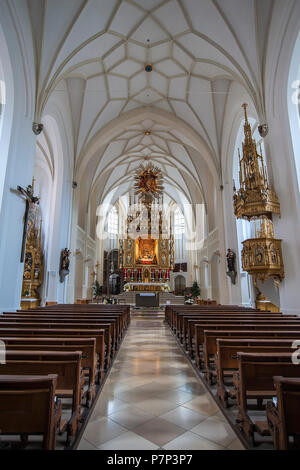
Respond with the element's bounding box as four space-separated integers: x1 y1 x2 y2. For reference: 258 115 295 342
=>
27 0 274 208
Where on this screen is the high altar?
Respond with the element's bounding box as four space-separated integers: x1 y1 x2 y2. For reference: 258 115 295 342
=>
118 163 174 292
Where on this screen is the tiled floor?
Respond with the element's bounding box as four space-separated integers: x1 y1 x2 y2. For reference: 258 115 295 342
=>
77 311 244 450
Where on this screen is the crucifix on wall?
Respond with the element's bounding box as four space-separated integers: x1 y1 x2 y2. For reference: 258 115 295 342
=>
17 180 40 263
91 262 100 284
91 269 97 283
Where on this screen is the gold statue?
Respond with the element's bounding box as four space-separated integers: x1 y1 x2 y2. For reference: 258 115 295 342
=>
134 163 164 200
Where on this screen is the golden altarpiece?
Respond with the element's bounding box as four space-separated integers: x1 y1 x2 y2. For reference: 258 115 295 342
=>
233 104 284 290
118 163 174 292
20 198 44 309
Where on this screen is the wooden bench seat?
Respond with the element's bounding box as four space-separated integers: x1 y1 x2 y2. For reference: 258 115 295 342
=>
12 310 128 339
0 321 112 366
0 374 61 450
1 350 83 446
25 304 131 328
183 315 294 352
175 311 285 340
3 314 122 349
266 376 300 450
215 339 297 407
0 319 115 365
0 328 105 381
174 312 283 340
194 324 300 367
0 337 97 407
165 305 264 330
234 352 300 445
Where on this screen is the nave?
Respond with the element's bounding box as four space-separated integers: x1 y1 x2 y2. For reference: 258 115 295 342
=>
78 311 243 451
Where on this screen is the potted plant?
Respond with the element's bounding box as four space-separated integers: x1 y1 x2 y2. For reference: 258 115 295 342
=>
93 280 102 303
191 281 200 299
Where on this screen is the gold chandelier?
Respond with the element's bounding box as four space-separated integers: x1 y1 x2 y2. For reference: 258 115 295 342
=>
241 218 284 284
233 104 284 286
133 162 164 201
233 104 280 220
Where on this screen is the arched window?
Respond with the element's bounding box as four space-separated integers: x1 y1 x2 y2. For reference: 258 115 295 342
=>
107 206 118 235
174 207 185 236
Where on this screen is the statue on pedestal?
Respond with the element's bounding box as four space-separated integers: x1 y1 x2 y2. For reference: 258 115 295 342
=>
59 248 71 283
226 248 237 285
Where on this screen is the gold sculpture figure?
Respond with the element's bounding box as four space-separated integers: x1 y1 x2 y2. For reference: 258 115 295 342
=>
134 163 164 200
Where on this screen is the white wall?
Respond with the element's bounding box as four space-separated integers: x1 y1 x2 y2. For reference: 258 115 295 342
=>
0 2 36 311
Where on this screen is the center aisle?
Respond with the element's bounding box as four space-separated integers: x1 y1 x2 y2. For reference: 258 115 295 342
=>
77 311 244 450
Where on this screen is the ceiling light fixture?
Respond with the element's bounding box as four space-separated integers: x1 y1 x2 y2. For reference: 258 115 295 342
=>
144 64 153 72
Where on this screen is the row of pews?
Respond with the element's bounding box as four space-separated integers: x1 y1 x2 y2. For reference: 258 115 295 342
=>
165 304 300 449
0 303 130 450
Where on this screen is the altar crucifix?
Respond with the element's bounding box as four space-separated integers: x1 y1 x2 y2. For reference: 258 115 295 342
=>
91 262 100 284
17 180 40 263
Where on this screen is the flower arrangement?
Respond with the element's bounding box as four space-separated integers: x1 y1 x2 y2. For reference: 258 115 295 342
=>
123 283 130 292
163 283 170 292
184 293 194 305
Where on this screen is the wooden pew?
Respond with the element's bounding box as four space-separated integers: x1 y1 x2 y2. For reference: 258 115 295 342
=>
234 352 300 445
0 350 83 446
175 310 282 341
12 309 129 340
183 315 294 352
28 304 131 328
0 318 115 365
186 318 300 357
0 321 112 368
165 305 264 331
3 313 122 350
0 337 97 407
0 374 61 450
266 376 300 450
215 338 296 407
194 323 300 368
201 329 300 378
0 328 105 381
0 304 131 449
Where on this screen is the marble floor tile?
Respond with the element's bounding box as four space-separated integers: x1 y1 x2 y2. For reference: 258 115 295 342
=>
83 417 127 446
109 406 156 430
77 311 243 451
183 393 220 416
97 431 159 450
162 431 225 450
160 406 207 430
227 438 246 450
133 417 186 447
190 416 237 447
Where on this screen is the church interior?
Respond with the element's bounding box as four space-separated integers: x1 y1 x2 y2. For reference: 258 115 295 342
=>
0 0 300 452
